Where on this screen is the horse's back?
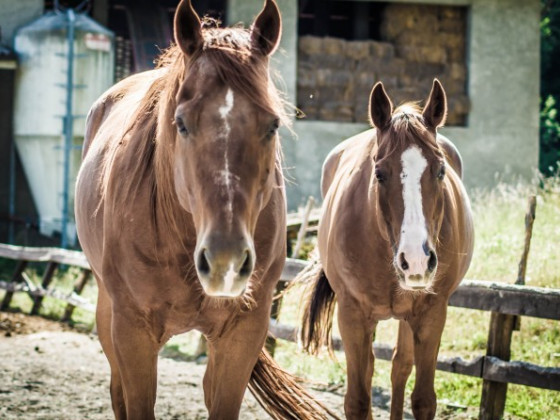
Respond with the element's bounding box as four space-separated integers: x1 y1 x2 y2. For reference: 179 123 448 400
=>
321 129 375 198
437 133 463 178
82 69 165 160
76 69 164 272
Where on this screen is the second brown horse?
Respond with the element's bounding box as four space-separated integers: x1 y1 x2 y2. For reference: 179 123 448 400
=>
301 80 474 419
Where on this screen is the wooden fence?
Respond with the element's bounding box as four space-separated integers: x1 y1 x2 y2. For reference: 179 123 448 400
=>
1 244 559 419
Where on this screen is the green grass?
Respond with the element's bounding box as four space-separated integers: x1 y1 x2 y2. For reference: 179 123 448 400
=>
1 177 559 418
0 264 97 330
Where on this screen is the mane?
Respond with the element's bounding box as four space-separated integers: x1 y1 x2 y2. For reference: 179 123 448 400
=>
377 102 442 159
98 21 291 242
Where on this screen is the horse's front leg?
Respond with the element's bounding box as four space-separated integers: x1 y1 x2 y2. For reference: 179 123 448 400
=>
408 299 448 420
111 303 161 420
202 304 270 419
95 279 126 419
390 320 414 420
338 296 377 420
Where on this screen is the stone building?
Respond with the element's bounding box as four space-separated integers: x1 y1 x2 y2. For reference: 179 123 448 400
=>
0 0 541 235
231 0 540 208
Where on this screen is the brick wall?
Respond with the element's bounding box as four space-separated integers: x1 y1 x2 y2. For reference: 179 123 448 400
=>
297 4 469 126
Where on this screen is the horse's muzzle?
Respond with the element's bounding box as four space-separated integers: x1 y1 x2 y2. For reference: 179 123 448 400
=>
395 245 438 290
195 245 255 297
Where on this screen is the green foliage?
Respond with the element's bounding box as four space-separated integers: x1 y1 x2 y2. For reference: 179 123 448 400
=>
540 1 560 174
540 95 560 175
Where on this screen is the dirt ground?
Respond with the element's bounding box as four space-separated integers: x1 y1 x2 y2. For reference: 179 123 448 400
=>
0 312 402 419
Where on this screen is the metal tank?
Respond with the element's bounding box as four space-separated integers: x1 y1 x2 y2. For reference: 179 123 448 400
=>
13 7 114 247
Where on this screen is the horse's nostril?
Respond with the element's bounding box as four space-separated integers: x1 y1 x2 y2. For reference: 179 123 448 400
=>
428 250 438 272
399 253 409 271
197 249 210 276
239 250 252 277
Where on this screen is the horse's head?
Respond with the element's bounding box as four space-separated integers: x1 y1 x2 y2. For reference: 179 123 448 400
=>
170 0 283 297
369 80 448 290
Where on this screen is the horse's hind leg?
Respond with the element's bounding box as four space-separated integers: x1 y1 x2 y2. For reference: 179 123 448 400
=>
390 320 414 420
95 279 126 419
338 296 377 420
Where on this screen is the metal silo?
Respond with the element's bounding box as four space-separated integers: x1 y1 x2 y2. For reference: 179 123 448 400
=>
13 5 114 247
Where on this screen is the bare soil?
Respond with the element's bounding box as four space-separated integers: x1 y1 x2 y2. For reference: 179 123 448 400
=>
0 312 362 419
7 312 487 419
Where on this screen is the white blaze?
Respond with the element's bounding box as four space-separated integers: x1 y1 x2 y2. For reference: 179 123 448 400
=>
223 262 237 294
218 89 235 225
398 145 429 277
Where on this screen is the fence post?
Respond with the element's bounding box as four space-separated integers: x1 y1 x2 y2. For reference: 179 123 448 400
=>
291 196 315 259
0 260 28 311
479 195 537 419
30 261 58 315
61 269 91 322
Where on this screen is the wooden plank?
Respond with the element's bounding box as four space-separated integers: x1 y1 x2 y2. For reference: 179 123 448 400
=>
280 258 309 282
291 196 315 259
283 259 560 321
0 280 95 313
269 320 486 377
0 260 28 310
62 269 91 322
31 261 58 315
483 356 560 391
516 195 536 286
286 209 320 233
480 312 516 420
0 244 90 269
445 280 560 320
437 355 485 377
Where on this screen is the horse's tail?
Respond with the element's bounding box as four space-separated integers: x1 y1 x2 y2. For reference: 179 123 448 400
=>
300 264 337 356
249 350 339 420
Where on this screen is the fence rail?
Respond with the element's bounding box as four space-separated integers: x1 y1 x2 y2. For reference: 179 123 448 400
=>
1 245 559 415
274 259 560 392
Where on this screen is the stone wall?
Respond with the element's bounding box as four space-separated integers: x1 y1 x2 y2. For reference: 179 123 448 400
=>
297 3 469 125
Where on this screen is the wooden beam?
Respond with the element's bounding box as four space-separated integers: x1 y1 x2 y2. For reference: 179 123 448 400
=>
483 356 560 391
0 244 90 269
61 269 91 322
283 259 560 321
0 260 28 310
30 261 58 315
446 280 560 320
480 312 516 420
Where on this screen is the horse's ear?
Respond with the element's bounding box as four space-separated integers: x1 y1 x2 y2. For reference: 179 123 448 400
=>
423 79 448 129
174 0 203 57
250 0 282 56
369 82 393 130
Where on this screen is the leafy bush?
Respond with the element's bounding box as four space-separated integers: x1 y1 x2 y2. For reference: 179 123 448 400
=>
540 1 560 174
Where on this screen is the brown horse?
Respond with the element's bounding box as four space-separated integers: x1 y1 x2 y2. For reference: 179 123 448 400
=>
75 1 330 419
300 80 474 420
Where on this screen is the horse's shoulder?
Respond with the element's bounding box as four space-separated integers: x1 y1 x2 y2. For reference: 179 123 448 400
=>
321 129 375 198
437 133 463 179
83 70 166 159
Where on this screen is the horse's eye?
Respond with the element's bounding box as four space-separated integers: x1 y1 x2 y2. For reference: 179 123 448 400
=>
375 169 386 184
267 118 280 138
175 116 188 136
437 165 446 180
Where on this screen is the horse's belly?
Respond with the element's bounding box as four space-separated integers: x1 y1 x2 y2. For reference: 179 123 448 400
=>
75 153 106 275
